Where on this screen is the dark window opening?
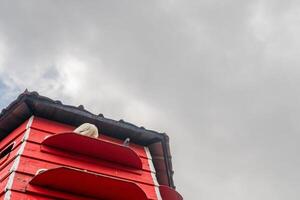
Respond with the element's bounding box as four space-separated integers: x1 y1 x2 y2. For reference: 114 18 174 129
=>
0 143 14 160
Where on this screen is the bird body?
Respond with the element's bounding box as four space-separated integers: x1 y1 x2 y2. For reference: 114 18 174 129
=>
74 123 99 138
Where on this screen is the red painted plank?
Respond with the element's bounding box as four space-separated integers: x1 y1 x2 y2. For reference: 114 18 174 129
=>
27 129 152 172
7 190 54 200
16 155 158 199
27 130 145 169
0 140 23 171
159 185 183 200
0 142 25 181
0 149 16 173
0 157 15 182
42 132 143 169
0 175 8 194
30 126 149 159
41 146 149 175
24 140 149 174
11 169 158 200
30 167 148 200
30 117 149 159
30 117 74 133
18 154 154 187
39 145 148 174
6 174 94 200
0 119 27 151
25 185 95 200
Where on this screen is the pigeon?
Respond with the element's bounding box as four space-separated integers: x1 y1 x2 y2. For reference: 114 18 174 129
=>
74 123 99 138
123 137 130 147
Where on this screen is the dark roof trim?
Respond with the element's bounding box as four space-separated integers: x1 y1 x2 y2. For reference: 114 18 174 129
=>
0 90 175 188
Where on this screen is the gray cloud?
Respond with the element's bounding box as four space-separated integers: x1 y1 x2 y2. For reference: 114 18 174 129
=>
1 0 300 199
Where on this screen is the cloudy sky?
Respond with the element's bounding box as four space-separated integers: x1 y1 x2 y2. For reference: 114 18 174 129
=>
1 0 300 199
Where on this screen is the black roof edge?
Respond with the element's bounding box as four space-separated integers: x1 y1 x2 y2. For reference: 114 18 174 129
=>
161 132 175 188
27 97 164 141
0 90 175 188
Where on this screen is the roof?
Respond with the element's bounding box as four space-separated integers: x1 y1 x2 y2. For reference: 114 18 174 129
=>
0 90 175 188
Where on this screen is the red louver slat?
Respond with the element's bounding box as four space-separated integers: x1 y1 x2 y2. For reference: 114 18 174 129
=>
29 167 148 200
41 132 142 169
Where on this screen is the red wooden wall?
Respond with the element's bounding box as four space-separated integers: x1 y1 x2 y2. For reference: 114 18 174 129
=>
0 116 164 200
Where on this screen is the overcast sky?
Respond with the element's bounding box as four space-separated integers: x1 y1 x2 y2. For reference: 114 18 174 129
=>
1 1 300 199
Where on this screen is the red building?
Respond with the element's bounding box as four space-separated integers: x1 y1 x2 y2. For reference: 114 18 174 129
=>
0 91 182 200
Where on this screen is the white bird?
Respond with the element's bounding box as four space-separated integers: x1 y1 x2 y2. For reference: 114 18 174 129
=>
74 123 99 138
